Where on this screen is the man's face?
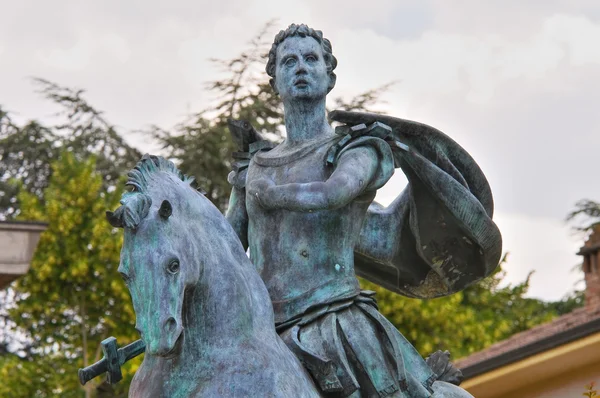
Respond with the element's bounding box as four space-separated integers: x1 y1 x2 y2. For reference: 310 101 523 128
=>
274 35 330 102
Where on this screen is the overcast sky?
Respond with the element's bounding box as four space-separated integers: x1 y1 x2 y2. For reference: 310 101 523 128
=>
2 0 599 301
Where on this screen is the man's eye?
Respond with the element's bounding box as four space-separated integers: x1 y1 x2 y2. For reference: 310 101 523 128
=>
284 58 296 67
306 55 317 62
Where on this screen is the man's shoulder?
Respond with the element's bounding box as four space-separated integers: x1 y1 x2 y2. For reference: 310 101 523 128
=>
328 134 396 191
252 135 340 167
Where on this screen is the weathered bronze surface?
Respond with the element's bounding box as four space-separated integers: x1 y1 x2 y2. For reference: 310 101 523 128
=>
225 23 499 397
88 23 500 397
99 153 477 397
104 155 320 397
79 338 145 385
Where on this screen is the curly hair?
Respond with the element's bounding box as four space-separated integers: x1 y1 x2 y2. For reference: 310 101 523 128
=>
266 23 338 94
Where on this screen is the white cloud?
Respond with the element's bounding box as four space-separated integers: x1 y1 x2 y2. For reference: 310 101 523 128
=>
545 14 600 66
35 32 131 71
35 32 94 71
100 33 131 64
332 13 600 106
493 211 583 301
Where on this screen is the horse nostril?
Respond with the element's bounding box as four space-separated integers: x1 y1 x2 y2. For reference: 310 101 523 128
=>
165 317 177 333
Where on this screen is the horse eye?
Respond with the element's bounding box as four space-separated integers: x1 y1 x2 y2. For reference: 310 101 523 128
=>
167 260 180 275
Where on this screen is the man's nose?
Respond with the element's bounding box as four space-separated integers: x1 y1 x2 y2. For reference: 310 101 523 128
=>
295 59 307 74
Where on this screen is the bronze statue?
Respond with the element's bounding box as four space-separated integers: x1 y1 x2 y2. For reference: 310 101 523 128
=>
225 23 501 397
82 23 500 398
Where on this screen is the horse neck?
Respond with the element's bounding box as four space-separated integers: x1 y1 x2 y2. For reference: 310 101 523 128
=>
183 204 277 353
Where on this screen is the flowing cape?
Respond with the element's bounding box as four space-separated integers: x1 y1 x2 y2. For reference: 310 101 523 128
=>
329 110 503 299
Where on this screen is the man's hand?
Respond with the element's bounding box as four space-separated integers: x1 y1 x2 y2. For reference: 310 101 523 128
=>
247 178 275 208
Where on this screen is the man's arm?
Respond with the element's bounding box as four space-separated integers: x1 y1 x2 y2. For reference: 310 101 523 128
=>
225 186 249 250
248 146 379 212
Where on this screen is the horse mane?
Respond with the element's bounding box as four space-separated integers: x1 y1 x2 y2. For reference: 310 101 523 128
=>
106 154 195 229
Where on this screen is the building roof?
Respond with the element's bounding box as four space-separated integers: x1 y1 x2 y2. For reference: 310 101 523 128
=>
456 226 600 380
455 304 600 379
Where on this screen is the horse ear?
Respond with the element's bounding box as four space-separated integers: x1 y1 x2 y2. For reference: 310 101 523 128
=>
159 200 172 219
106 211 123 228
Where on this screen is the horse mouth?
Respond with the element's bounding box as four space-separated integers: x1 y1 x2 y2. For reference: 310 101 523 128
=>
162 330 184 359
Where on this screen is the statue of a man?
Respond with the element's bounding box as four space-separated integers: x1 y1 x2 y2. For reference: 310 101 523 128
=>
226 23 501 397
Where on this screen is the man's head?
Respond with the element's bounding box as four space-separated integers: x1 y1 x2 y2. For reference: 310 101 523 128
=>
266 24 337 98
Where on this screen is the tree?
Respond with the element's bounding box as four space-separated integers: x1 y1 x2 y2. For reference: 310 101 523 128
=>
0 109 59 219
0 79 143 397
567 199 600 237
0 21 585 396
0 23 394 395
558 198 599 312
0 79 141 220
361 255 559 359
0 153 139 397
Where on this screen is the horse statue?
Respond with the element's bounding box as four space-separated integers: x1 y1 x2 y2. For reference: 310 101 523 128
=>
105 154 473 397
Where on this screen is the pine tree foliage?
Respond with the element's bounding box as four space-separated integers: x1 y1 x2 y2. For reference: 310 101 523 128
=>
566 199 600 234
0 79 141 219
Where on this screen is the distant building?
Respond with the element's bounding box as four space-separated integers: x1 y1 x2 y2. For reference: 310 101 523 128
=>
455 226 600 397
0 221 47 289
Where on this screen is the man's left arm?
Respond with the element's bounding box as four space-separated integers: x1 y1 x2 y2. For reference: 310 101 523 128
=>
248 146 380 212
225 186 249 250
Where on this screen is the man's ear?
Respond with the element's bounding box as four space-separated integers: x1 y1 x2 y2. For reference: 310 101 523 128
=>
327 73 337 93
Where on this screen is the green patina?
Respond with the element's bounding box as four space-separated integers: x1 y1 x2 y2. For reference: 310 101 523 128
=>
85 23 501 398
107 155 320 397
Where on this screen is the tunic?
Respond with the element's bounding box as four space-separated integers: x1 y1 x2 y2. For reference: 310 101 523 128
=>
243 134 436 397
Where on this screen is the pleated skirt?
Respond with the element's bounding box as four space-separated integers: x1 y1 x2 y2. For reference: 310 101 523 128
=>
277 291 436 397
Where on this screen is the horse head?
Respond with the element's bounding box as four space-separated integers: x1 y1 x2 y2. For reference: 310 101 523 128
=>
106 156 200 356
107 154 262 359
103 155 327 396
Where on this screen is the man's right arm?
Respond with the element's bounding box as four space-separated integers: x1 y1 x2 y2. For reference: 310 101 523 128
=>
225 119 270 251
225 186 249 250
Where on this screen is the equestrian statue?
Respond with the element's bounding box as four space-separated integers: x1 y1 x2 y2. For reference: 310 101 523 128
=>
80 23 502 397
